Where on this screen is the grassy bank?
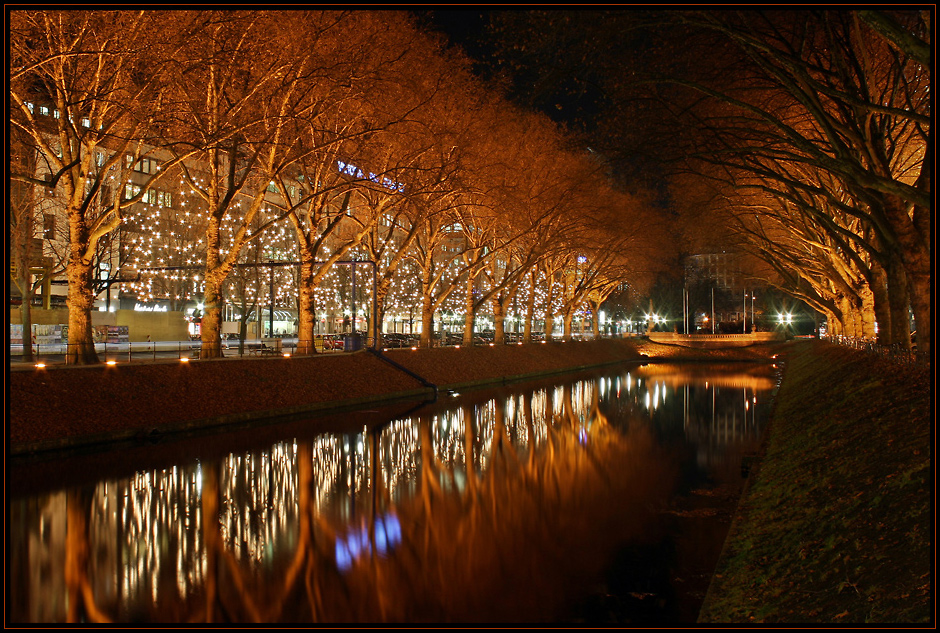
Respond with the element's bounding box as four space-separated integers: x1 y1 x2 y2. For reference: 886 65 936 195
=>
698 340 932 623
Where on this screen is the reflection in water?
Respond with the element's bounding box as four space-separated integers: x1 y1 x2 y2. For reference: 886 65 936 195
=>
9 363 776 623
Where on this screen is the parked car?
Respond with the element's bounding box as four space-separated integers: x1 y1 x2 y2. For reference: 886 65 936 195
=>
321 335 344 351
383 333 419 348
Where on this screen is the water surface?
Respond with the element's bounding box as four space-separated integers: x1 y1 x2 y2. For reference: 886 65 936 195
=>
8 361 778 623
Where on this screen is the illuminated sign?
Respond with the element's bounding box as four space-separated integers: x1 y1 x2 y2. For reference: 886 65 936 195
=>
134 303 168 312
337 160 405 192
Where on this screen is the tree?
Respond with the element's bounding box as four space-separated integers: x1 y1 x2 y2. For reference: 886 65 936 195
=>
488 9 931 355
10 10 191 363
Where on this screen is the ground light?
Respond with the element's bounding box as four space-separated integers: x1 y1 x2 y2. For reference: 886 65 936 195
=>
180 357 190 363
106 360 117 366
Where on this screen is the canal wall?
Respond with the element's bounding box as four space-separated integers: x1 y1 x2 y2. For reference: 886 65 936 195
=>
9 339 647 457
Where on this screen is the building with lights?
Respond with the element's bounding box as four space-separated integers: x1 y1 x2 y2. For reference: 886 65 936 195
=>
684 252 765 332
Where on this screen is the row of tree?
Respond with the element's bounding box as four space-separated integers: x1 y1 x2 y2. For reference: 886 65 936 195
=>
10 10 669 363
489 9 930 355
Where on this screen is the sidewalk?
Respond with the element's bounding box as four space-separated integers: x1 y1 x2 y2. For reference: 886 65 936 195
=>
8 338 305 366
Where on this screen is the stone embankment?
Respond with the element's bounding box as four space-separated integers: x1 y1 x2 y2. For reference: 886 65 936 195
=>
11 338 679 456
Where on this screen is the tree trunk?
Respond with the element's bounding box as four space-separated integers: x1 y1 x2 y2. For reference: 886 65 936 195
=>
886 251 912 351
19 300 34 363
372 279 391 350
884 193 930 357
860 284 877 340
544 314 554 342
493 295 506 344
463 275 475 346
200 275 224 359
65 258 98 365
420 294 435 348
870 259 892 346
295 259 318 356
563 311 574 341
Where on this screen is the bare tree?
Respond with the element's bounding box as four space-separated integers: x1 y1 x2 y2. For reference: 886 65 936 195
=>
10 10 192 363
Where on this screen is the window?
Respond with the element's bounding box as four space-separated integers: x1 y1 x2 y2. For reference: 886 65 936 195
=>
124 183 141 200
125 155 156 174
266 182 280 194
43 214 56 240
39 105 50 116
160 191 173 208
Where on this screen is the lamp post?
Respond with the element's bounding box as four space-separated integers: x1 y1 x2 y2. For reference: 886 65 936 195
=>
751 292 756 332
743 291 747 333
711 287 715 334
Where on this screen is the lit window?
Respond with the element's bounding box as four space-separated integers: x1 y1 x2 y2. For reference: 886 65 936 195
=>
39 105 50 116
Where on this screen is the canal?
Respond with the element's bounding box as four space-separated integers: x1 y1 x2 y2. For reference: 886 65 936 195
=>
8 360 780 624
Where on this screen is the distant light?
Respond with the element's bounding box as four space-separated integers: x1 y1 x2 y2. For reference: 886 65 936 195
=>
455 345 460 349
106 360 117 366
180 357 190 362
411 346 417 351
282 352 291 357
489 343 495 347
35 363 45 369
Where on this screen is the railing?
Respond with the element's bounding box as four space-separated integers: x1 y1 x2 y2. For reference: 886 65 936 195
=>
8 338 363 366
9 332 624 366
825 335 929 368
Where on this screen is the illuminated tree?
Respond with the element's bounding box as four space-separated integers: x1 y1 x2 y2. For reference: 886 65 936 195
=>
162 11 344 358
490 9 931 355
9 10 192 363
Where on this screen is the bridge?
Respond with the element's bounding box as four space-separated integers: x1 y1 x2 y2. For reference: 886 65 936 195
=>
647 332 785 348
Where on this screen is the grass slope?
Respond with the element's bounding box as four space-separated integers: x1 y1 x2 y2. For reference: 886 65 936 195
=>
698 340 932 624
